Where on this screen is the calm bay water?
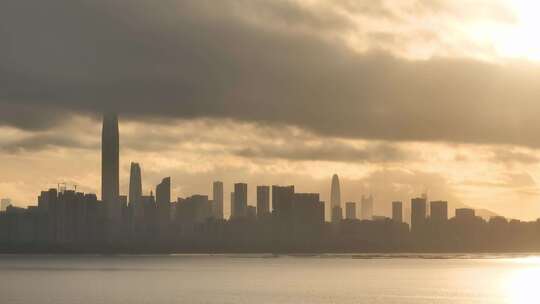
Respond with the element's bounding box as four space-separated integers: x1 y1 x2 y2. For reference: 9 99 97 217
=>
0 254 539 304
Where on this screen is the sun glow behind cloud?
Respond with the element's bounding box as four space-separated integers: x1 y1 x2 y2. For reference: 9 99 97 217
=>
491 1 540 62
450 0 540 62
324 0 540 63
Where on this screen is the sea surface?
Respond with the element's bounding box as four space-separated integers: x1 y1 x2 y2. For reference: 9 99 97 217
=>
0 254 539 304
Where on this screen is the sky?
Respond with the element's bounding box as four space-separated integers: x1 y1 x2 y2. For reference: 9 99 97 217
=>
2 0 540 220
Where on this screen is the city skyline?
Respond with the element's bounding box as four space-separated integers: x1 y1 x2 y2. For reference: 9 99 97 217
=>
0 114 534 254
0 113 534 254
0 114 515 225
0 113 522 221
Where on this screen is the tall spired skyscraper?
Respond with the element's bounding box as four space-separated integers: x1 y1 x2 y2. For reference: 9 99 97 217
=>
129 162 142 206
330 174 342 223
102 113 120 205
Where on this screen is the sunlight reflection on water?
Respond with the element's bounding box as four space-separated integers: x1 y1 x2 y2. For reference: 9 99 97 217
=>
504 258 540 304
1 254 540 304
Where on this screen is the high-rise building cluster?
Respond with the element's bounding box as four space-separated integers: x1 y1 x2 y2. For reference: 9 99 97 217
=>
1 114 540 253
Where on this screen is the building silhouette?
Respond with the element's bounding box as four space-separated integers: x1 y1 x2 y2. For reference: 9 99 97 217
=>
256 186 270 217
156 177 171 223
272 185 294 220
176 195 212 224
345 202 357 220
411 197 427 233
392 201 402 223
3 179 540 253
101 114 119 204
101 113 120 221
212 181 224 220
331 206 343 223
361 195 374 220
292 193 325 225
330 175 341 223
455 208 475 220
232 183 247 219
129 162 142 206
430 201 448 223
230 192 235 219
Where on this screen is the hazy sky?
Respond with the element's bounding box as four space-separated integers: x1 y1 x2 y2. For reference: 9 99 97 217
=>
2 0 540 219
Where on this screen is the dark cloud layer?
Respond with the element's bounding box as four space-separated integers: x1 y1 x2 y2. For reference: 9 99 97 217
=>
235 142 410 163
2 0 540 147
0 133 99 153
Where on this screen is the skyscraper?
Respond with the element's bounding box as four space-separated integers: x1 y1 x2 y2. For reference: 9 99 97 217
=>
128 163 142 232
392 201 403 223
102 113 119 204
411 197 427 233
455 208 477 229
345 202 357 220
331 206 343 223
102 113 120 221
176 195 211 223
330 174 341 223
361 195 374 220
233 183 247 219
430 201 448 223
213 181 224 219
292 193 324 225
156 177 171 223
230 192 235 219
257 185 270 217
129 162 142 207
455 208 475 220
330 174 341 209
272 185 294 220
